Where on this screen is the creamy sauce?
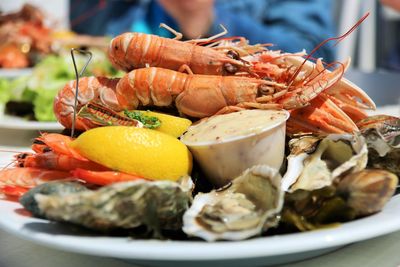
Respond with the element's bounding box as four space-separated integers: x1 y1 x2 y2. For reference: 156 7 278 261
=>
181 110 288 144
180 109 289 186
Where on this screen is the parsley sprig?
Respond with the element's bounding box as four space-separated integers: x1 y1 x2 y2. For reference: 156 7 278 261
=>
124 110 161 129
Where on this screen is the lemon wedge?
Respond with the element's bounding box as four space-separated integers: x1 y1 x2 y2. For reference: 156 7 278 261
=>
125 110 192 138
71 126 192 181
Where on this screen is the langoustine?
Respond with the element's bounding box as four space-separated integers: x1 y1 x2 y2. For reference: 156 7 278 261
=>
56 16 376 135
54 62 359 134
108 28 253 75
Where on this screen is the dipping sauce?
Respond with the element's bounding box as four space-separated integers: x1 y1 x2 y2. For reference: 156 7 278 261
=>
181 109 288 144
181 109 289 186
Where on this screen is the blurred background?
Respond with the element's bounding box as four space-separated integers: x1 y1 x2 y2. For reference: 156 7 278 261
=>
334 0 400 72
0 0 399 121
0 0 398 72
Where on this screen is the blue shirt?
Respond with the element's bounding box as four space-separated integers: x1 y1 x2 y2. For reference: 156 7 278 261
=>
70 0 335 61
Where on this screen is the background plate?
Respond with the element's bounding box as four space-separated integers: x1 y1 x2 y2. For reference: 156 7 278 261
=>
0 114 62 131
0 68 33 79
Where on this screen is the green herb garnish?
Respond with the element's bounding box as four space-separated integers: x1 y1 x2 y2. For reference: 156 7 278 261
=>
124 110 161 129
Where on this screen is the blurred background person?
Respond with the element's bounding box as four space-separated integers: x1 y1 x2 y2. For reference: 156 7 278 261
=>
70 0 335 62
381 0 400 11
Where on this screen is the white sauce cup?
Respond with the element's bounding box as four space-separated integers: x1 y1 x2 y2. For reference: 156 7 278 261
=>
180 110 290 187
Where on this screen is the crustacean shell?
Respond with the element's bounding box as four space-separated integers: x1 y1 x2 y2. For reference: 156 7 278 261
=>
281 134 368 192
182 165 283 241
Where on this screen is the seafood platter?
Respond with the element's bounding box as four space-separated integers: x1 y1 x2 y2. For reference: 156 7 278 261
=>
1 16 400 266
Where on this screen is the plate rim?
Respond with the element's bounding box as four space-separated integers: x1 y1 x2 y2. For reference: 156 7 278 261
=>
0 195 400 261
0 115 63 130
0 68 33 79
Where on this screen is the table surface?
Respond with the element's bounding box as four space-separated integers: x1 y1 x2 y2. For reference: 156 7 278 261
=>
0 70 400 267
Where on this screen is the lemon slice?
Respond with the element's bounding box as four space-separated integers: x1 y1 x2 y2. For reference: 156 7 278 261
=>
71 126 192 181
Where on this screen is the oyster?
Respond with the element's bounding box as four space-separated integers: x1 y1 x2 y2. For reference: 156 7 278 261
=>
337 169 398 216
183 165 283 241
20 181 88 217
35 177 193 238
281 169 398 232
282 134 368 192
282 186 356 231
357 115 400 176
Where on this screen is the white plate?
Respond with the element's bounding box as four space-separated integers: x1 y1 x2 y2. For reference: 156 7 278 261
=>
0 114 63 130
0 112 399 267
0 191 400 266
0 68 33 79
368 105 400 117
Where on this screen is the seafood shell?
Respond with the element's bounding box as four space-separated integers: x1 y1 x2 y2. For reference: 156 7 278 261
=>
282 134 368 192
357 115 400 156
20 181 88 217
337 169 398 216
182 165 283 241
358 115 400 176
35 176 193 237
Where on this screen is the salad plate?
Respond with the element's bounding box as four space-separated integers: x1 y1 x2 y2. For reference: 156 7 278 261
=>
0 68 33 79
367 105 400 117
0 114 63 131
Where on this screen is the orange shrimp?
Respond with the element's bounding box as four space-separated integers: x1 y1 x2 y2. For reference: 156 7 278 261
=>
34 133 87 161
1 185 29 198
0 167 71 189
15 151 109 172
0 167 73 200
72 169 145 186
3 133 147 187
108 32 250 75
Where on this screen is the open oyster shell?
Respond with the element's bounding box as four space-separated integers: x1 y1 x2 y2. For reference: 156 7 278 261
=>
357 115 400 176
35 176 193 237
337 169 398 216
282 168 398 232
282 134 368 192
182 165 283 241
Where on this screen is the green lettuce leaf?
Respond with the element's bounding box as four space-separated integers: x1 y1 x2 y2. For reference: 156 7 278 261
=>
0 79 11 104
32 88 59 121
6 50 120 121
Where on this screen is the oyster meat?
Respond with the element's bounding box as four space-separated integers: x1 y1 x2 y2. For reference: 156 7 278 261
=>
282 134 368 192
183 165 283 241
35 177 193 237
